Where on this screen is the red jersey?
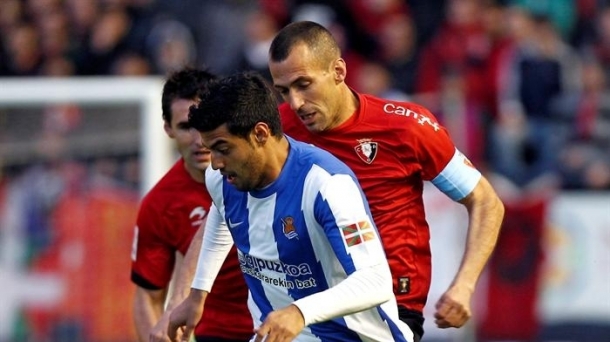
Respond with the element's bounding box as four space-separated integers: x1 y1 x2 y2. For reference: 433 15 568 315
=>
131 159 252 339
280 93 456 313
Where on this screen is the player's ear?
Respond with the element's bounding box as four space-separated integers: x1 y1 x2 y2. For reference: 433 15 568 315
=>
333 58 347 84
252 123 269 145
164 121 175 138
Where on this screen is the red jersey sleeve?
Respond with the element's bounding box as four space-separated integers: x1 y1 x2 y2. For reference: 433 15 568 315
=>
403 103 456 181
131 194 176 289
130 160 207 289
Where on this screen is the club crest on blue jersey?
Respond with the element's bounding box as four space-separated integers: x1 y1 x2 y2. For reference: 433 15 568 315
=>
354 139 378 164
340 220 376 247
281 216 299 240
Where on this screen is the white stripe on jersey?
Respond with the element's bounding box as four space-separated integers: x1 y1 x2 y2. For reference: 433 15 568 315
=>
243 193 295 324
432 148 482 201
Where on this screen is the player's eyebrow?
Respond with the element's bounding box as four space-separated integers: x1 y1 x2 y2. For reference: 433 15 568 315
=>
274 75 310 90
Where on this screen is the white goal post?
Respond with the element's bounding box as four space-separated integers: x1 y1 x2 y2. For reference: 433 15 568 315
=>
0 77 174 194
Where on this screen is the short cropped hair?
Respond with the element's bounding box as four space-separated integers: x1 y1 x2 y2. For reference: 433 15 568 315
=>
269 21 340 67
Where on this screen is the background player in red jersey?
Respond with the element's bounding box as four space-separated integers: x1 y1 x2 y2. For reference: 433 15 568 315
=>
268 21 505 342
130 68 252 342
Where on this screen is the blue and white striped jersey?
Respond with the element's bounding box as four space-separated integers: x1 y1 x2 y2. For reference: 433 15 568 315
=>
194 136 413 342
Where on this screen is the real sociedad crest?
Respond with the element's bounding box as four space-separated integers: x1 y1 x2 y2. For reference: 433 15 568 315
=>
281 216 299 240
354 139 378 164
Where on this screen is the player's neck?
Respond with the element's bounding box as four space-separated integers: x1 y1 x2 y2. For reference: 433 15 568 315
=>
184 162 205 184
330 86 359 129
257 137 290 189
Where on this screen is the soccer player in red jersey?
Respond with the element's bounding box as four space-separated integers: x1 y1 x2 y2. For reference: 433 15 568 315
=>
130 68 252 342
268 21 505 341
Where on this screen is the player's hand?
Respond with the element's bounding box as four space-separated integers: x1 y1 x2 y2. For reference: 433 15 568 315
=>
434 285 472 328
149 311 177 342
167 290 206 342
253 304 305 342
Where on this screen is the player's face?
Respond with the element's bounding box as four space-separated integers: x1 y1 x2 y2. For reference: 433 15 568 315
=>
201 124 267 191
165 98 211 173
270 43 344 133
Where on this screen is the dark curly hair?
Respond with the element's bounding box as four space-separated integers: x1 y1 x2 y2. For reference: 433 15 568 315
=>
189 71 282 140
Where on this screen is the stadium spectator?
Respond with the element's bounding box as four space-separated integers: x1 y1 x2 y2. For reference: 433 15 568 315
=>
505 0 577 40
3 23 42 76
145 19 197 75
416 0 494 110
74 7 133 75
353 61 410 101
558 58 610 190
415 0 502 165
375 13 422 96
235 9 279 81
490 8 582 188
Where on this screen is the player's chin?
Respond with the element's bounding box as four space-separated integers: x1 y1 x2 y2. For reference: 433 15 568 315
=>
305 123 325 134
192 159 211 171
192 154 211 165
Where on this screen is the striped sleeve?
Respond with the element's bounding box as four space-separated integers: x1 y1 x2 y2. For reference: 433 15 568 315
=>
294 170 393 325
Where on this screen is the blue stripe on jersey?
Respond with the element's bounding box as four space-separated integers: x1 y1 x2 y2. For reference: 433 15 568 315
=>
237 255 274 325
313 191 357 274
431 148 482 201
308 318 361 341
377 307 410 342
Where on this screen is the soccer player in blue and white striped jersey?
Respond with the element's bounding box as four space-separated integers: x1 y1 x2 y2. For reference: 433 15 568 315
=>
167 72 414 342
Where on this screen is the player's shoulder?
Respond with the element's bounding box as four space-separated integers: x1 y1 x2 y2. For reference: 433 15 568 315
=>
203 167 225 199
289 137 353 176
290 137 334 161
147 161 187 191
140 161 200 208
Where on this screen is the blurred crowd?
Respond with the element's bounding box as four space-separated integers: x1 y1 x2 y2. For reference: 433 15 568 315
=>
1 0 609 191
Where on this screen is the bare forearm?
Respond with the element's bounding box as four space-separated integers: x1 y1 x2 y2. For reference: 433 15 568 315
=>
167 288 209 341
455 177 505 289
133 287 166 342
166 222 205 309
